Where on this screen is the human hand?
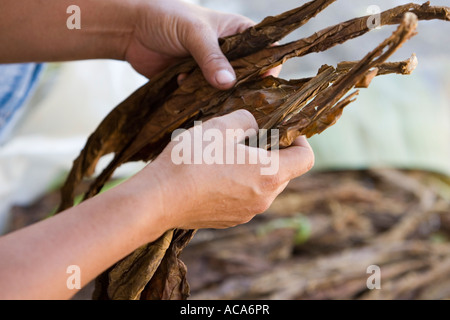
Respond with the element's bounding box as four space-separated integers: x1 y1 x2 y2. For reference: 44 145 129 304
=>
126 0 264 89
137 109 314 231
1 0 282 85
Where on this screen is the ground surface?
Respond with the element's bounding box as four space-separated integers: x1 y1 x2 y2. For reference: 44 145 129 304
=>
7 168 450 300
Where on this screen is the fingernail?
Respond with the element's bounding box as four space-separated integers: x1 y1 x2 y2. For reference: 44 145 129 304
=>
215 69 236 85
177 73 187 85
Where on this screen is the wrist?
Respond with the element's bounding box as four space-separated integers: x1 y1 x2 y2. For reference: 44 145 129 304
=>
79 0 139 61
119 162 178 243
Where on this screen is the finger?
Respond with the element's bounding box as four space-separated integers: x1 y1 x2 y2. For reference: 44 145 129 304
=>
261 43 282 78
202 109 259 140
227 16 255 35
261 64 283 78
275 180 290 195
177 73 188 86
277 136 315 182
184 26 236 90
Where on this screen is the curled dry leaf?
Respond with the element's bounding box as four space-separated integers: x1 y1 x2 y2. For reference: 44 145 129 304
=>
55 1 449 300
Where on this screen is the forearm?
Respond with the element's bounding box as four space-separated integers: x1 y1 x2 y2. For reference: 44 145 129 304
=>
0 110 314 299
0 0 137 63
0 171 168 300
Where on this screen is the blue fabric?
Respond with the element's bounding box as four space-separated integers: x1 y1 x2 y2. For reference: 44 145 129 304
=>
0 63 44 132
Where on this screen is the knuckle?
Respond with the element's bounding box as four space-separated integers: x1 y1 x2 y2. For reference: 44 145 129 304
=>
220 13 255 33
261 173 281 191
206 116 228 132
248 185 275 214
305 150 315 171
185 18 210 34
233 109 258 129
202 51 227 68
253 199 272 214
239 212 256 225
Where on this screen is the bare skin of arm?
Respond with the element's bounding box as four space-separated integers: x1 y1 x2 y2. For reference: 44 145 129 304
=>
0 0 257 89
0 110 314 300
0 0 313 299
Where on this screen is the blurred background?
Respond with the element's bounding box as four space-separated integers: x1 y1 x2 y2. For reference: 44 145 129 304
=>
1 0 450 299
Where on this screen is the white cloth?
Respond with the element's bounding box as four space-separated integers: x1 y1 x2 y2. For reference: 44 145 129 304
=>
0 60 147 232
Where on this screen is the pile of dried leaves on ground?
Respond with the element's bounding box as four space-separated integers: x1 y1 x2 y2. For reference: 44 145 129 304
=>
7 169 450 299
182 169 450 300
48 0 449 299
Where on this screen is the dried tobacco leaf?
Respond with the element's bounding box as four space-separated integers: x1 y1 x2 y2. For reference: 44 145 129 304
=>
56 1 450 300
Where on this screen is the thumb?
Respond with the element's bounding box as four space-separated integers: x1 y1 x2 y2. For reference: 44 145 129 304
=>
278 136 315 182
184 27 236 90
202 109 259 135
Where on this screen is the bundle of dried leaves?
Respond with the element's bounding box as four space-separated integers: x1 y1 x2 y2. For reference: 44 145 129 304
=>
55 0 450 300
